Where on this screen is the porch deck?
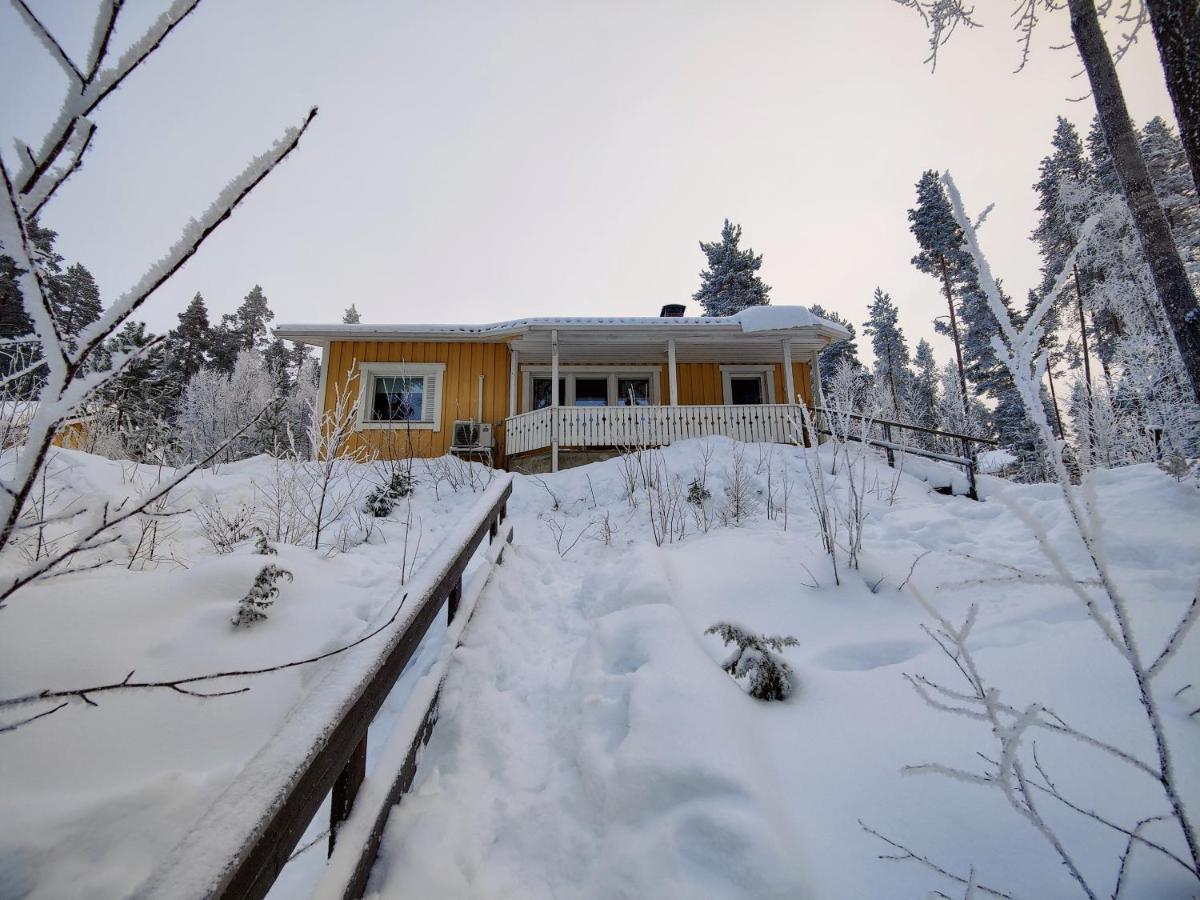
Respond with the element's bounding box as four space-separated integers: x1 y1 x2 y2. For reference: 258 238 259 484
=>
504 403 804 456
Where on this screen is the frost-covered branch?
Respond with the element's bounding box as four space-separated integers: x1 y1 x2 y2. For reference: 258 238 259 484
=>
0 594 411 732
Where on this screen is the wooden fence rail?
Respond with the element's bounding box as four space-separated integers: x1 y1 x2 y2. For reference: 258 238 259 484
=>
811 406 998 500
134 476 515 900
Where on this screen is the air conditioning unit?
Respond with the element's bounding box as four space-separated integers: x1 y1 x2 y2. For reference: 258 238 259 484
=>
452 420 493 450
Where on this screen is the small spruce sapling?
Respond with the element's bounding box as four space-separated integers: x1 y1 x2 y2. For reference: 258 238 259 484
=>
687 477 711 506
705 622 799 701
250 526 277 556
363 471 417 517
232 564 293 628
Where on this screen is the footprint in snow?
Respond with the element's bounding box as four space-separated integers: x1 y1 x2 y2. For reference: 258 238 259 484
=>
815 639 925 671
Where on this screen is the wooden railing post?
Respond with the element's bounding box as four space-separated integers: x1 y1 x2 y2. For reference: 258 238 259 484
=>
329 735 368 856
447 576 463 622
882 422 896 469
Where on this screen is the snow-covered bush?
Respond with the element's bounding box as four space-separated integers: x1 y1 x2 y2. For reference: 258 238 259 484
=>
705 622 799 701
686 477 711 506
720 445 759 526
231 564 293 628
194 499 255 555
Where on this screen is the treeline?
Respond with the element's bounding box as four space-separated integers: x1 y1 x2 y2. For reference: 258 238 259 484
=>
811 113 1198 480
0 222 320 464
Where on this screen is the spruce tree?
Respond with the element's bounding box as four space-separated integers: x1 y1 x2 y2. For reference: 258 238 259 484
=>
231 284 274 351
1141 116 1199 275
169 293 213 381
692 220 771 317
51 263 102 350
342 304 361 324
911 339 940 435
863 288 913 417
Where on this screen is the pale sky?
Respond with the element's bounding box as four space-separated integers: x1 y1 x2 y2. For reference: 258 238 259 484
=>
0 1 1177 369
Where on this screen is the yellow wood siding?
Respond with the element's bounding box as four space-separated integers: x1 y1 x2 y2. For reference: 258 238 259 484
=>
321 340 813 462
323 340 510 460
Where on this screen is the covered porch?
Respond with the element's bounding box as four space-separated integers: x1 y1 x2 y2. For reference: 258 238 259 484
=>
501 320 827 471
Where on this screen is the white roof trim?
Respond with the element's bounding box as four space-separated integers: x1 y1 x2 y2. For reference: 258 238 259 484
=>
274 305 850 346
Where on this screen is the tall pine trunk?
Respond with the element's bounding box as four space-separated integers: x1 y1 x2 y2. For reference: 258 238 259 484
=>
1146 0 1200 194
1068 0 1200 405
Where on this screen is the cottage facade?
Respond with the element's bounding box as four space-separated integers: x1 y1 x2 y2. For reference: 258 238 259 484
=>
275 305 848 472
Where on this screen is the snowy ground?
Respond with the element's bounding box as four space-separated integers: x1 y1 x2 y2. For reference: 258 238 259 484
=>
0 449 497 899
366 439 1200 899
1 439 1198 898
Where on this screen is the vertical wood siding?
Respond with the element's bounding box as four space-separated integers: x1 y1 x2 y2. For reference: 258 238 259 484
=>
321 341 813 461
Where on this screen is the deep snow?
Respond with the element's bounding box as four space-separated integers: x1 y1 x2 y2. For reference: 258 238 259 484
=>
1 438 1198 899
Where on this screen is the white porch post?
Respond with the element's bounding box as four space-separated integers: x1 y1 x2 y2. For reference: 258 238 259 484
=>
508 346 519 416
667 338 678 406
782 340 795 405
551 330 559 473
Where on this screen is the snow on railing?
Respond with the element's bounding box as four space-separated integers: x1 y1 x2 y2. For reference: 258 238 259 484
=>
133 476 514 900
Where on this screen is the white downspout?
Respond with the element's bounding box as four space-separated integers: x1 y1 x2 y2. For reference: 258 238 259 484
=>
551 330 559 473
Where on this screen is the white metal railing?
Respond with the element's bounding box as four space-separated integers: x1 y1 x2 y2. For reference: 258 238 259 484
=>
504 404 804 455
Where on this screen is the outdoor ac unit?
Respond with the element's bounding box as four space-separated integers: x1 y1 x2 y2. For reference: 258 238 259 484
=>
452 420 493 449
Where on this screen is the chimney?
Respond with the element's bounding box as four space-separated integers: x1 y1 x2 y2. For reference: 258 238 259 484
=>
659 303 686 318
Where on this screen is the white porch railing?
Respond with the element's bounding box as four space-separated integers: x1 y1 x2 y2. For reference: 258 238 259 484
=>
504 404 804 456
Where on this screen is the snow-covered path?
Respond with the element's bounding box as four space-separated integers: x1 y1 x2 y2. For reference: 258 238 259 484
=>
365 540 810 899
358 450 1200 899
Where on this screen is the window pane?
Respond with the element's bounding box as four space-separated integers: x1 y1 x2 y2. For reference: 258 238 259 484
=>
730 376 764 405
372 375 424 421
617 378 650 406
574 377 608 407
532 377 565 410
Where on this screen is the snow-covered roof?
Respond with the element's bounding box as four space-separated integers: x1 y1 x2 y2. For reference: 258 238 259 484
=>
275 305 851 345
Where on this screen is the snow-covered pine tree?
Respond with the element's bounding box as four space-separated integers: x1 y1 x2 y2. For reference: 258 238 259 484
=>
692 220 771 317
342 304 361 324
862 288 913 419
231 564 293 628
92 321 174 461
808 304 864 388
910 339 940 442
1141 116 1200 280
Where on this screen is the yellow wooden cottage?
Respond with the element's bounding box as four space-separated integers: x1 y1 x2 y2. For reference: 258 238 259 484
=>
274 305 849 472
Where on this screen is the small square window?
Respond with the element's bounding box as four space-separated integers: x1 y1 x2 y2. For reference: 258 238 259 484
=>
532 377 566 410
372 375 425 422
730 376 764 405
617 378 650 406
574 377 609 407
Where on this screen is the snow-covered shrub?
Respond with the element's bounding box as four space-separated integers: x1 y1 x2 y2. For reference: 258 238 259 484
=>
231 564 293 628
194 499 255 554
720 445 759 526
177 350 276 464
705 622 799 701
1158 451 1197 484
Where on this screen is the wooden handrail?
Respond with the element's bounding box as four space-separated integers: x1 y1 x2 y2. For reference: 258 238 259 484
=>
134 476 515 900
811 407 999 447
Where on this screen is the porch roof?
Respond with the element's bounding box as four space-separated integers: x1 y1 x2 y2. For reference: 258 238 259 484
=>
273 305 850 350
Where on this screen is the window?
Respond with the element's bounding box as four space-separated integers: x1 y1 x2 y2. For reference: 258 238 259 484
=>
617 377 650 406
730 376 764 405
532 377 566 410
574 377 609 407
358 362 445 430
720 366 777 405
372 375 424 422
523 368 660 411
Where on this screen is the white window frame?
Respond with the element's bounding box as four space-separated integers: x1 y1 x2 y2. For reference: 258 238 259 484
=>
357 361 446 431
720 365 777 405
522 366 661 412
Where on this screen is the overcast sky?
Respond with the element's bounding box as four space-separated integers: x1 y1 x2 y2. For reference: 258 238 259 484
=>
0 1 1177 368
